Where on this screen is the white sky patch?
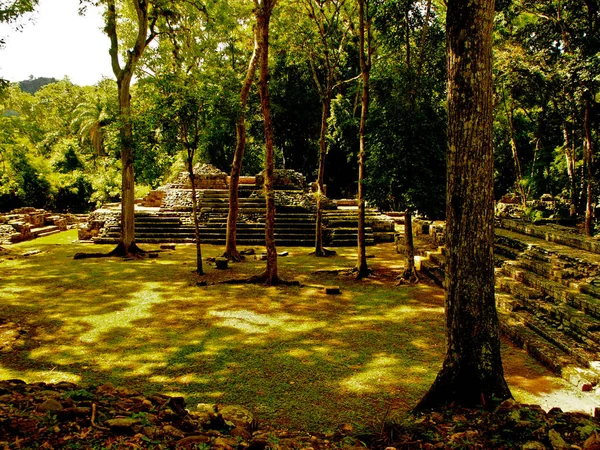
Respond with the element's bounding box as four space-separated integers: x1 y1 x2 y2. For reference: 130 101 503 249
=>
0 0 114 86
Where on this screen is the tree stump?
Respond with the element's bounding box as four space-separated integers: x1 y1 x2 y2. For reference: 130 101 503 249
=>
215 258 229 270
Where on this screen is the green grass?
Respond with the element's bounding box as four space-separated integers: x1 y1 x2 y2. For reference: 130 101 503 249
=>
0 230 577 430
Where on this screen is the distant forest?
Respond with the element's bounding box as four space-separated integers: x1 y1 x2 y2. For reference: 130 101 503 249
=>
19 77 57 95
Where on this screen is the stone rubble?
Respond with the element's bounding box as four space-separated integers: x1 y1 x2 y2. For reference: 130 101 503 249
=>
3 380 600 449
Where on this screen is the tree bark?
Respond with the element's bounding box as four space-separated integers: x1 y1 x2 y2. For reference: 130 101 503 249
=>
187 160 204 275
584 92 594 236
314 93 332 256
224 27 259 261
416 0 512 410
255 0 279 285
104 0 155 257
401 209 418 282
355 0 371 279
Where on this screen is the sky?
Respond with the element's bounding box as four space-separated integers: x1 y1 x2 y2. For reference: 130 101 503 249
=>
0 0 114 86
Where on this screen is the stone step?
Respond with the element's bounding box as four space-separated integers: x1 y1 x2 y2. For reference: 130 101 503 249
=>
502 261 600 321
31 225 59 237
495 231 528 252
495 243 522 260
496 275 600 347
497 303 600 387
498 218 600 256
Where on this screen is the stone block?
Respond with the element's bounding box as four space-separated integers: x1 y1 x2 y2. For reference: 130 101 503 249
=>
324 286 341 295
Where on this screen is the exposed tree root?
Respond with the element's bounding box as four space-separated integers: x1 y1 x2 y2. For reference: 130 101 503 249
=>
352 266 373 280
73 242 151 260
309 248 338 257
396 267 420 285
222 250 246 262
218 273 300 287
313 268 353 275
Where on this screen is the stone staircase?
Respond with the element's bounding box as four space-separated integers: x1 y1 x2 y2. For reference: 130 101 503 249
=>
494 219 600 389
94 189 394 246
419 218 600 391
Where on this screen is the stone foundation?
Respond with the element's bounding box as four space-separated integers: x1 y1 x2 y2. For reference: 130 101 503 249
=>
0 209 84 244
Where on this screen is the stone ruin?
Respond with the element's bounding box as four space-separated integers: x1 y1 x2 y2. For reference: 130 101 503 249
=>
79 164 397 246
139 165 319 212
0 207 85 245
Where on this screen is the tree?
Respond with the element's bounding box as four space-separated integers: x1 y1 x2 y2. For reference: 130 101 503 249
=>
355 0 373 280
255 0 279 285
300 0 352 257
0 0 37 59
416 0 512 409
224 25 259 262
367 0 447 282
71 84 116 159
153 73 207 274
103 0 158 257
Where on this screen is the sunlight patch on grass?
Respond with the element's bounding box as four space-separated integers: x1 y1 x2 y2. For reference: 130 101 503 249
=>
410 338 434 350
79 283 165 343
340 353 402 394
0 364 81 384
208 309 327 336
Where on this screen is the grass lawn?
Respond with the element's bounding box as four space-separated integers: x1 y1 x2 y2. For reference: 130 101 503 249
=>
0 231 590 432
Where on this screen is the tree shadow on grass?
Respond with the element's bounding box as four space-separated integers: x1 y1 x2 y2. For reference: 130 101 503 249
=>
0 241 576 430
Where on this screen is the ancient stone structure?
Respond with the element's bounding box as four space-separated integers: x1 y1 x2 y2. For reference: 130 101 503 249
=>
0 208 84 244
83 165 396 247
417 215 600 398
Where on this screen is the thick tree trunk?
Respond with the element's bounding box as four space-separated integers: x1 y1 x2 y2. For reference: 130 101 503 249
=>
416 0 512 410
118 75 137 255
256 0 279 285
355 0 371 280
224 29 259 261
105 0 153 258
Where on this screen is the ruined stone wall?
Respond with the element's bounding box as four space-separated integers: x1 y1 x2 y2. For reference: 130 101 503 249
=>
0 209 84 244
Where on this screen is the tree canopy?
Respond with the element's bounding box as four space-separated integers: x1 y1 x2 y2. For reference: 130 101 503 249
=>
0 0 597 239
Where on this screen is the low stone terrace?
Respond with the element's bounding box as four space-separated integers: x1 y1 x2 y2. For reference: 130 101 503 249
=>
85 166 396 247
418 218 600 395
0 207 85 245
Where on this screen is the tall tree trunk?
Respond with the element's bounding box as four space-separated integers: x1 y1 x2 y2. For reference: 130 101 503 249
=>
224 28 259 261
104 0 154 257
255 0 279 285
563 123 578 217
584 92 595 236
303 0 343 258
402 209 417 281
416 0 512 410
187 160 204 275
117 73 138 255
355 0 371 279
315 93 332 256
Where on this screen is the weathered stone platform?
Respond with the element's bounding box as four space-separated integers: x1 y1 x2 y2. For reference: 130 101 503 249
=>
86 166 396 247
0 208 85 244
419 218 600 395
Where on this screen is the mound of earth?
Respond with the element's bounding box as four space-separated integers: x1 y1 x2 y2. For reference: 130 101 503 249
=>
2 380 600 449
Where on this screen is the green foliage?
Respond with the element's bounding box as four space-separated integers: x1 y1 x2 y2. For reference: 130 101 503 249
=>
364 0 447 217
62 389 95 400
493 0 600 222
